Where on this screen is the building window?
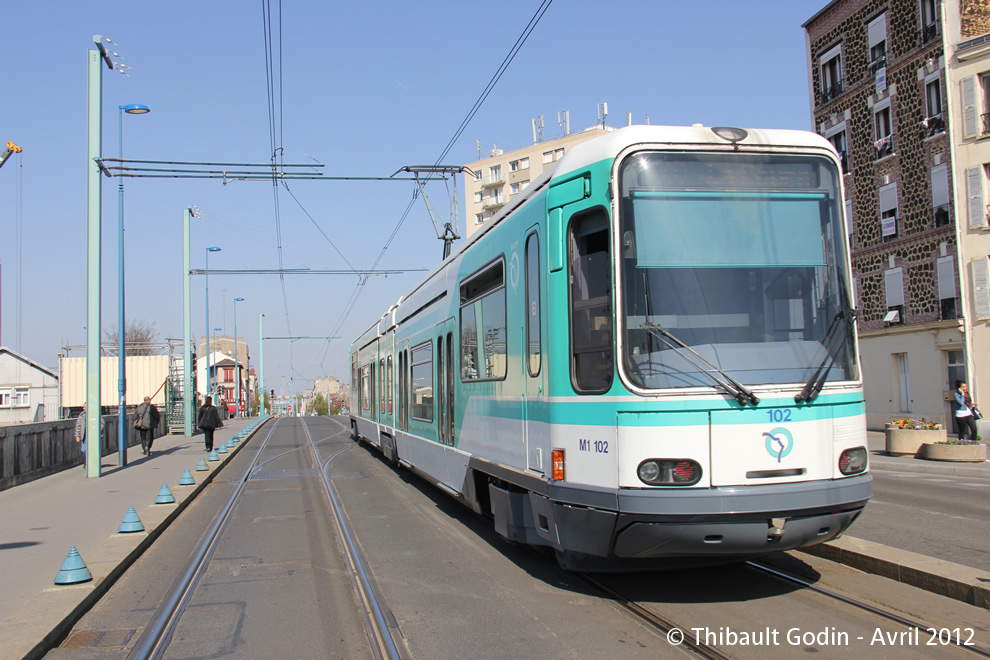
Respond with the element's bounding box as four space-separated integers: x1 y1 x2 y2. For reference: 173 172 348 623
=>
0 388 10 407
519 157 529 169
924 76 944 137
223 367 233 381
884 267 905 325
820 43 843 103
880 182 898 240
921 0 940 44
932 165 950 227
474 191 483 203
488 165 502 184
825 123 848 173
473 170 482 181
13 387 28 406
510 183 519 195
973 256 990 319
874 102 893 159
868 13 887 75
475 213 484 225
937 256 957 320
519 179 530 191
543 150 554 164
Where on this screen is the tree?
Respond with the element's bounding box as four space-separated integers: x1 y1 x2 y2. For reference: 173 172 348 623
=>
104 320 160 355
313 393 329 416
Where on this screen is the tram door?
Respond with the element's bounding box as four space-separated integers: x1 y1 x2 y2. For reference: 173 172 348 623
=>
524 229 546 473
382 330 395 435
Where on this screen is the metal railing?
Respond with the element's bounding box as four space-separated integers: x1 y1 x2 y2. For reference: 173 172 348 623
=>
819 81 844 105
869 54 887 75
923 114 946 139
874 135 894 160
921 21 940 45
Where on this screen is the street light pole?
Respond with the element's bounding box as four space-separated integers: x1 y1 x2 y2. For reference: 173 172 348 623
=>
259 313 267 415
205 246 221 403
116 103 150 467
233 298 244 418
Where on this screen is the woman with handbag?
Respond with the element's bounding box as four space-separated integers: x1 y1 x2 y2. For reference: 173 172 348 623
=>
197 395 223 452
953 380 978 441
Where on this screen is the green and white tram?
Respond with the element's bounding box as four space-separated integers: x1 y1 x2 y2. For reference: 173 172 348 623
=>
350 125 870 570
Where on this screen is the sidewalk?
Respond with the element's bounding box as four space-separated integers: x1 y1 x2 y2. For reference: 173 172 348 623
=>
0 416 268 660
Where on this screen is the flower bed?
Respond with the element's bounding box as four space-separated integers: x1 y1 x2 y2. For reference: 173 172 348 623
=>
885 418 945 457
919 442 987 463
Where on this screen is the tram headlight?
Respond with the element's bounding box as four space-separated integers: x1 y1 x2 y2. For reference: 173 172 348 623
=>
838 447 868 475
636 459 702 486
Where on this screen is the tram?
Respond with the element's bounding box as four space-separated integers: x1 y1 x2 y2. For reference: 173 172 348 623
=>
349 125 871 570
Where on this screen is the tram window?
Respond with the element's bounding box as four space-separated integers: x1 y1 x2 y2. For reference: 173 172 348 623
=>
411 341 434 422
361 365 370 410
379 358 385 414
446 331 455 444
569 208 614 393
460 259 507 381
437 335 445 444
526 232 542 377
387 355 393 414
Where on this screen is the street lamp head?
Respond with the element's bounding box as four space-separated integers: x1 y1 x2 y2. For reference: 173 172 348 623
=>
235 297 245 302
207 246 221 252
120 103 151 115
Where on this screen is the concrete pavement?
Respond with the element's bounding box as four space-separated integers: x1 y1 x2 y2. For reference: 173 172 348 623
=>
0 421 986 659
0 416 267 660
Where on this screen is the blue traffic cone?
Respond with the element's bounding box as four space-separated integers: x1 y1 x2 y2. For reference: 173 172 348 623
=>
53 546 93 584
207 449 219 462
231 433 240 443
225 438 234 448
178 468 195 486
117 505 145 533
195 457 209 471
154 482 175 504
217 443 228 454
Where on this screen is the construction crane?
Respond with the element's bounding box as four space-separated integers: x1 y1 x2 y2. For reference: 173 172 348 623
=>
0 141 22 170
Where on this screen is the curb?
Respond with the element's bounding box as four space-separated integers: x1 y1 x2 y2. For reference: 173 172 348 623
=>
2 419 268 660
800 535 990 610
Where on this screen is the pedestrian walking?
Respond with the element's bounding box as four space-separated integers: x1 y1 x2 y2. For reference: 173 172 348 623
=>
953 380 979 441
135 395 161 455
74 403 105 471
198 395 223 451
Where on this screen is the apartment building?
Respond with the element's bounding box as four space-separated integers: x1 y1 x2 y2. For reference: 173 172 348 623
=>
464 126 610 238
804 0 990 430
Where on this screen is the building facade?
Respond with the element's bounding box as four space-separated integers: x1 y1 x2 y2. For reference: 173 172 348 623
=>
0 347 59 424
805 0 990 431
464 126 611 238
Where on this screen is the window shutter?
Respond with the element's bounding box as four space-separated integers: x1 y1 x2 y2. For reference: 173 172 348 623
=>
963 76 977 138
884 268 904 307
973 257 990 320
868 14 886 50
937 256 955 300
967 165 986 228
931 165 949 208
879 183 898 214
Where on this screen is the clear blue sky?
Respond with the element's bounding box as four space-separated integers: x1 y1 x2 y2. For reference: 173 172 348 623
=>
1 0 829 396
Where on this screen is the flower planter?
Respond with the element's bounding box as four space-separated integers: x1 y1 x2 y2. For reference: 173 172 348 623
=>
885 427 946 456
919 442 987 462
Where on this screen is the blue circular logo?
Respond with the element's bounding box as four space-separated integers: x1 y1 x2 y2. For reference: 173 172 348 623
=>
763 428 793 462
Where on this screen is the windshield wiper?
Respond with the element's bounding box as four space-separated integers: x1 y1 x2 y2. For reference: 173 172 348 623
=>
794 309 857 404
641 322 760 406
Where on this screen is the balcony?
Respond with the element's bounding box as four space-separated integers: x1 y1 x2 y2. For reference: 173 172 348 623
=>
819 81 844 105
922 114 946 139
921 21 940 45
933 204 951 228
482 196 505 211
481 174 504 188
874 135 894 160
869 54 887 75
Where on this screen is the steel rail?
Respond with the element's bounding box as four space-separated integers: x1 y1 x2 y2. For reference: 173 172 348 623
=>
126 419 280 659
578 574 733 660
303 417 408 660
746 560 990 657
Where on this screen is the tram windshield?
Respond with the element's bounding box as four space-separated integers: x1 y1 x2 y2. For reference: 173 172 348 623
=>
618 151 857 391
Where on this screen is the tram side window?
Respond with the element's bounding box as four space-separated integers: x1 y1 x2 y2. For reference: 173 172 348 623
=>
569 208 613 393
411 342 434 422
387 355 393 414
460 259 507 381
361 365 370 411
526 232 541 377
379 358 385 414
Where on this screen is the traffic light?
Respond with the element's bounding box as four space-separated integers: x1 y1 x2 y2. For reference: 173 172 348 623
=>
271 389 275 398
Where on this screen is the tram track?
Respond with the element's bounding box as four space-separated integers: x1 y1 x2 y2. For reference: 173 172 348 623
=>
123 417 407 660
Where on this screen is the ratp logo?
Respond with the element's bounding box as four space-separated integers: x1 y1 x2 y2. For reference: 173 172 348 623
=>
762 428 793 463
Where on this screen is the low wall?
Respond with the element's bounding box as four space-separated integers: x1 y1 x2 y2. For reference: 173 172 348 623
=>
0 414 168 491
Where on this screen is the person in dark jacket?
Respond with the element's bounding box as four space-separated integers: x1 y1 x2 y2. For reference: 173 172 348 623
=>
198 395 223 451
135 396 161 455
